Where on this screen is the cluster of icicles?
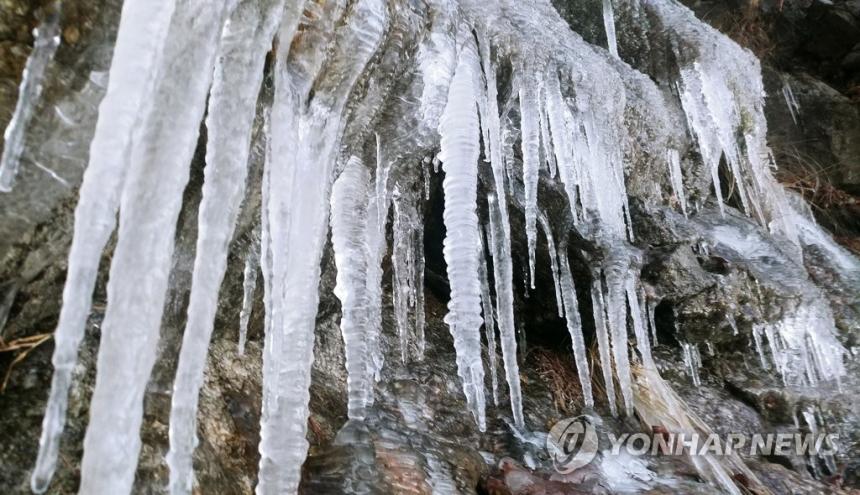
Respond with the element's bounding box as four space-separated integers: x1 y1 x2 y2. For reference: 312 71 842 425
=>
0 0 851 493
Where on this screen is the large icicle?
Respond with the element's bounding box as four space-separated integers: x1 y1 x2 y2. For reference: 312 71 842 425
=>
78 1 234 492
166 1 285 492
557 246 594 408
30 1 177 491
478 31 524 428
331 157 374 419
518 70 541 289
365 155 391 381
0 4 61 191
257 1 386 492
439 35 487 432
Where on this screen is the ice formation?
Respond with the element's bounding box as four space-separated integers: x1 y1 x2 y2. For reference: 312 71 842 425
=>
14 0 854 493
0 4 61 191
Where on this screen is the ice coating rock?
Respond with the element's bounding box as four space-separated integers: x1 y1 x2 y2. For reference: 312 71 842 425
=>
30 0 177 491
0 4 61 192
331 156 374 419
557 246 594 408
681 342 702 387
439 34 487 432
78 1 235 492
167 1 284 492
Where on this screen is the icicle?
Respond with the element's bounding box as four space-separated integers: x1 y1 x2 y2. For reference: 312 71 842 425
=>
518 70 541 289
537 81 557 178
538 212 564 318
479 30 524 429
167 2 284 492
257 1 386 492
439 35 486 431
392 184 423 363
365 149 390 382
543 70 580 223
238 244 260 356
591 269 617 416
604 256 634 416
331 156 374 420
30 1 177 492
627 278 654 369
682 342 702 387
782 79 800 125
666 149 688 217
752 324 768 369
478 231 500 406
602 0 619 58
0 3 61 191
557 246 594 408
415 221 427 361
646 298 658 346
79 1 235 493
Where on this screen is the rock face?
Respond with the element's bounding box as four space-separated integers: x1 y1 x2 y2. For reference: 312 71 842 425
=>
0 1 859 495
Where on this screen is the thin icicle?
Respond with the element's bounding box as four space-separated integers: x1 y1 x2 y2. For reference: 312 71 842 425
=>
167 2 284 492
439 35 486 431
331 156 374 420
682 342 702 387
478 231 499 406
518 71 541 289
667 149 688 217
79 1 235 493
0 3 61 191
591 269 617 416
392 183 424 363
479 29 524 428
365 150 390 382
782 79 800 125
538 212 564 318
238 246 259 356
30 1 177 491
557 246 594 408
602 0 619 57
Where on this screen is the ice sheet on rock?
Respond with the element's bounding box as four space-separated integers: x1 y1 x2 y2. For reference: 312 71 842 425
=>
439 34 486 431
167 1 285 492
78 1 235 493
257 1 387 492
31 0 178 491
699 212 846 387
0 5 61 192
331 157 374 419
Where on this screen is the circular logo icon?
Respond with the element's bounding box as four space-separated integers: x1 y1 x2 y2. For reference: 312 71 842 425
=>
546 416 599 473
